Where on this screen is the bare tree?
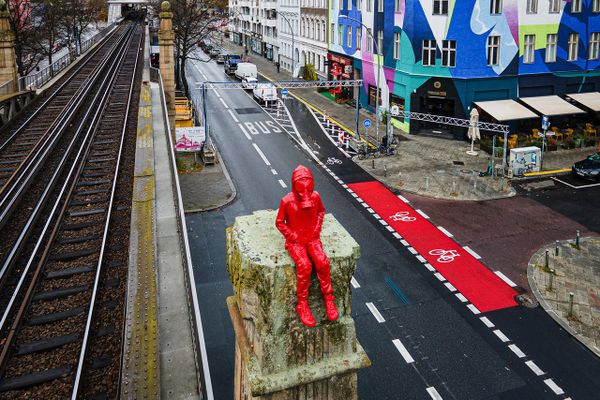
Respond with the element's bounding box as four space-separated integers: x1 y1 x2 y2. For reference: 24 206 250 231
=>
4 0 44 77
30 1 65 76
151 0 227 97
57 0 103 54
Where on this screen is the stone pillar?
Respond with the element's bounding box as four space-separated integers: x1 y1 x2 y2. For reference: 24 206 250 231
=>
226 210 371 400
158 1 176 143
0 2 17 94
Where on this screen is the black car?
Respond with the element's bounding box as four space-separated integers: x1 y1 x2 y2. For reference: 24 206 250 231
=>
572 152 600 181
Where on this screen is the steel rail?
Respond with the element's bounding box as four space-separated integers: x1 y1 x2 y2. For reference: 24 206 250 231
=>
0 24 141 387
0 26 134 230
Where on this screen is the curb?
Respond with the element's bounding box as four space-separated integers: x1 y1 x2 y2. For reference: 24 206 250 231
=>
522 168 571 178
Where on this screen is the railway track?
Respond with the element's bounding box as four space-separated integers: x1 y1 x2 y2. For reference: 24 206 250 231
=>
0 19 143 399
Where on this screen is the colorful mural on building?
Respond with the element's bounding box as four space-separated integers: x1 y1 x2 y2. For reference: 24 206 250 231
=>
329 0 600 137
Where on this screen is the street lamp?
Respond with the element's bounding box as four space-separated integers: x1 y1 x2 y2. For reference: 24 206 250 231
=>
339 15 382 144
278 12 296 78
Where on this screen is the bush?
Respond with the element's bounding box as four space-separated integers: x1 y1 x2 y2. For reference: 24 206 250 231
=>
302 63 318 81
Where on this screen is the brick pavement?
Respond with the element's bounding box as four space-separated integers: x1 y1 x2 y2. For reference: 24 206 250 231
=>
529 238 600 358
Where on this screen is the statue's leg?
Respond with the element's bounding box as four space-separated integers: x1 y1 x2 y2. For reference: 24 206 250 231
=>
286 243 316 327
307 240 338 321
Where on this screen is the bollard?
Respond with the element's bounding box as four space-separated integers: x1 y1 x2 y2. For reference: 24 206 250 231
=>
473 180 477 191
568 292 574 317
547 268 555 291
576 230 580 248
555 240 559 256
372 159 375 169
545 249 549 268
326 117 330 129
384 165 387 177
452 180 456 193
425 176 430 191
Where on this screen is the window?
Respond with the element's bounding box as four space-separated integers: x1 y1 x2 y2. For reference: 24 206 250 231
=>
331 23 335 43
523 34 535 64
357 28 361 50
546 34 557 62
377 30 383 55
393 32 400 59
490 0 502 14
433 0 448 15
441 39 456 67
338 0 342 8
338 25 343 45
487 35 500 65
366 30 372 52
590 32 600 60
347 26 352 47
367 0 372 12
368 85 381 107
312 21 315 39
422 39 436 66
571 0 582 13
594 0 600 12
549 0 560 13
378 0 383 12
526 0 537 13
322 22 326 42
389 93 405 120
568 33 579 61
395 0 402 13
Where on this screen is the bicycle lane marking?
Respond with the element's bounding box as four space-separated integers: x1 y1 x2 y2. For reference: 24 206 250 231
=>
347 180 518 313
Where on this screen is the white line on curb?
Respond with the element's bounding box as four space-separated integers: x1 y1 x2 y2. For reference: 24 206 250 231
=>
444 282 457 292
455 293 468 303
463 246 482 259
434 272 446 282
397 194 410 203
400 239 409 246
366 302 386 323
480 316 495 328
392 232 402 239
367 208 375 213
416 209 430 219
424 263 435 272
252 143 271 166
493 329 510 343
386 226 395 232
408 247 418 255
416 255 426 263
467 304 481 315
379 219 388 226
426 387 443 400
437 226 454 237
494 271 518 287
392 339 415 363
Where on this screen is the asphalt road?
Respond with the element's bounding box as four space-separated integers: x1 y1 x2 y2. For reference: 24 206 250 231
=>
184 51 600 399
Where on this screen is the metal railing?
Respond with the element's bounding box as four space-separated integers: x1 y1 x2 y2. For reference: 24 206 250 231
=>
18 23 117 91
150 66 214 400
0 80 15 96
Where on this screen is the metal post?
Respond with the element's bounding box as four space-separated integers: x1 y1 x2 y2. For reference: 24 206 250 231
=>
355 89 360 140
555 240 559 256
545 249 549 269
547 268 555 291
541 129 547 170
202 83 209 144
502 130 508 177
576 230 580 248
568 292 574 317
491 135 496 176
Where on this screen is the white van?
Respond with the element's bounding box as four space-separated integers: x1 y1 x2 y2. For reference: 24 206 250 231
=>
234 63 258 80
253 83 278 105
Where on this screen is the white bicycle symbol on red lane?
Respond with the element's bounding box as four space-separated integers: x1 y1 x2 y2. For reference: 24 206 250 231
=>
389 211 416 222
429 249 460 263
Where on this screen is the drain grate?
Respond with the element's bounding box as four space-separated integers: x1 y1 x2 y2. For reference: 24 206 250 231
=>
235 107 262 115
453 160 465 166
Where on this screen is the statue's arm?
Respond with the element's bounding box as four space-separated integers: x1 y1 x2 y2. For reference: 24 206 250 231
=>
275 200 295 241
314 193 325 238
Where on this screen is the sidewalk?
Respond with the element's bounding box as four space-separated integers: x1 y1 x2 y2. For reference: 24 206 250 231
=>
223 41 596 201
528 238 600 358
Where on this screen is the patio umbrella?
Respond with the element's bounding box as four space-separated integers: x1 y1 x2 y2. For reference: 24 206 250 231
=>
467 108 480 156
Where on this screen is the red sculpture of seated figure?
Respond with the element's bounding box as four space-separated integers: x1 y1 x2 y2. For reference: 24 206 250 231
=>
275 165 339 327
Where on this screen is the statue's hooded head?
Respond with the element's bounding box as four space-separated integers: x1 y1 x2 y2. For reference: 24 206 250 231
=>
291 165 315 209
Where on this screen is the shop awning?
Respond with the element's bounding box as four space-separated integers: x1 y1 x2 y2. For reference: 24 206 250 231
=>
474 99 538 121
566 92 600 112
519 95 585 116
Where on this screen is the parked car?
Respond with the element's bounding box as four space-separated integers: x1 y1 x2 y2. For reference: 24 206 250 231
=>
572 152 600 182
241 77 258 90
253 83 278 105
234 62 257 80
216 52 227 63
209 47 221 58
224 56 241 74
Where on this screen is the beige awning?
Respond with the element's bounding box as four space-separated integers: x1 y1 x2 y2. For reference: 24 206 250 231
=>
566 92 600 112
519 95 585 116
474 99 538 121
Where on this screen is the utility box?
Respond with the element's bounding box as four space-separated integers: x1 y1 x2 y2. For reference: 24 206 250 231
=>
509 146 541 176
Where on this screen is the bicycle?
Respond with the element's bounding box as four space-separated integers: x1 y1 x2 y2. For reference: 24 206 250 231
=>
357 143 381 160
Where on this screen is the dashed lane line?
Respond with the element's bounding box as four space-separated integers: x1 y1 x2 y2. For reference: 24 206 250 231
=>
228 109 239 123
463 246 482 260
252 143 271 166
392 339 415 364
351 277 360 289
480 316 495 328
278 179 287 188
525 360 545 376
493 329 510 343
426 387 443 400
437 226 454 237
366 302 386 323
494 271 518 287
544 378 565 395
467 304 481 315
508 344 526 358
238 124 251 140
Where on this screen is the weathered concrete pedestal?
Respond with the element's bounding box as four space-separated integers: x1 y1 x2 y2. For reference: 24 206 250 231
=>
226 210 370 400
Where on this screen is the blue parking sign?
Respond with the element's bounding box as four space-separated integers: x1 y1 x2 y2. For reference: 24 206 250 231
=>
281 88 289 98
542 115 549 130
363 119 372 128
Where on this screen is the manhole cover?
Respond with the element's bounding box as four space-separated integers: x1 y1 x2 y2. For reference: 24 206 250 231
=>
453 160 465 166
236 107 262 115
460 168 474 175
516 294 539 309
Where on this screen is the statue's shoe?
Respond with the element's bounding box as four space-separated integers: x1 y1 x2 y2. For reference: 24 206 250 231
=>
325 298 339 321
296 302 316 327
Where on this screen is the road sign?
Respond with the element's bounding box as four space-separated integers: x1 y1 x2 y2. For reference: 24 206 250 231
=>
390 105 400 116
281 88 289 99
542 115 549 130
363 119 371 128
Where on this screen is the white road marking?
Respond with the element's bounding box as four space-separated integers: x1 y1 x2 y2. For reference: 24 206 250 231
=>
374 214 382 220
494 271 517 287
278 179 287 188
400 239 409 246
342 184 348 188
480 316 495 328
218 96 229 108
508 344 525 358
367 208 375 213
543 378 564 395
228 109 239 123
416 255 426 263
463 246 482 259
351 193 359 198
392 339 415 363
551 176 600 189
426 387 443 400
455 293 468 303
379 219 388 226
271 169 278 175
397 194 410 203
366 302 386 323
416 209 430 219
467 304 481 315
437 226 454 237
493 329 510 343
362 202 369 208
444 282 457 292
351 277 360 289
424 263 435 272
408 247 418 255
238 124 252 140
525 360 545 376
252 143 271 166
386 226 395 232
434 272 445 282
393 232 402 239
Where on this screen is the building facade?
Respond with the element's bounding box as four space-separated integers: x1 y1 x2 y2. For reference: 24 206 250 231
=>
330 0 600 137
298 0 329 78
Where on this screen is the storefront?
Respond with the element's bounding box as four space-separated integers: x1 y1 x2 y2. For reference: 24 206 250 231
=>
231 32 242 46
327 52 353 102
265 43 273 61
411 78 463 139
250 34 263 55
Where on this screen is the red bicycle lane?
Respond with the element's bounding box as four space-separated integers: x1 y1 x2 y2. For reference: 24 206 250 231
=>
348 180 518 313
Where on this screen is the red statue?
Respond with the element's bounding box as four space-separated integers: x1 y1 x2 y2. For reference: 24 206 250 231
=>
276 165 339 327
